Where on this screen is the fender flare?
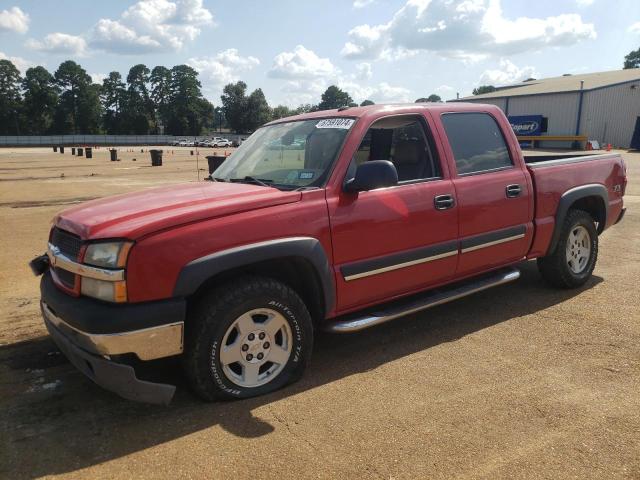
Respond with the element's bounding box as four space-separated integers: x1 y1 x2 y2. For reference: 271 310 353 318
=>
547 183 608 254
173 237 336 315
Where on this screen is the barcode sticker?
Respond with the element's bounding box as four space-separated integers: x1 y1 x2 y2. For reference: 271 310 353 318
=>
316 118 355 129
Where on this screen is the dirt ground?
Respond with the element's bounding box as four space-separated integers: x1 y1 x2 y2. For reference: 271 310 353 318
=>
0 146 638 479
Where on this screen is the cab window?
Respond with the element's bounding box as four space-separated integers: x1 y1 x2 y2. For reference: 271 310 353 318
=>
346 116 441 183
441 112 512 175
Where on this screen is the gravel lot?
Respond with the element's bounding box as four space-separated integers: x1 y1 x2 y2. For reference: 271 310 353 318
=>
0 146 638 479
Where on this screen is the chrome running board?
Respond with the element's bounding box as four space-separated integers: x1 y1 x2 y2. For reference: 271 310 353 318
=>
324 266 520 333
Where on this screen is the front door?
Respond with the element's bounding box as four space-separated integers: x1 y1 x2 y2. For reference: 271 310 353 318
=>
328 114 459 312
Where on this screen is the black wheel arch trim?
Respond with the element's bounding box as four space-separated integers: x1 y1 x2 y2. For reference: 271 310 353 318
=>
547 183 608 255
173 237 336 316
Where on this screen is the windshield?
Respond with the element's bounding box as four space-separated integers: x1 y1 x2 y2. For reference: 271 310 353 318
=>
213 118 355 189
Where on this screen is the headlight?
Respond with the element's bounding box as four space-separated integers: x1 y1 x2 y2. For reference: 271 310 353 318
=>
84 241 132 268
81 278 128 303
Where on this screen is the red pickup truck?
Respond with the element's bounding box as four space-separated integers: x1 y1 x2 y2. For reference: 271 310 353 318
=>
31 103 627 404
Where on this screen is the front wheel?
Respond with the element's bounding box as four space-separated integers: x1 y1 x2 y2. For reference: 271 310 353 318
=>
183 276 313 401
537 209 598 288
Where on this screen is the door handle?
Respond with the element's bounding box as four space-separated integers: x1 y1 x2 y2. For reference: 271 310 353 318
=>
434 194 455 210
506 184 522 198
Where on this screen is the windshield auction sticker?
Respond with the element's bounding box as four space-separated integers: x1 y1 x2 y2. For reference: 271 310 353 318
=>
316 118 355 129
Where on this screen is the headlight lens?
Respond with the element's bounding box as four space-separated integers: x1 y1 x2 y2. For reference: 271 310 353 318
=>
84 241 132 268
81 278 128 303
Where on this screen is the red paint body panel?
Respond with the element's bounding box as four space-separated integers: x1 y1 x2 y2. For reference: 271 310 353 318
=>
47 103 626 319
55 182 301 240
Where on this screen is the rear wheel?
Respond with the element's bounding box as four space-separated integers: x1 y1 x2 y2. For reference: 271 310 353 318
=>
537 209 598 288
183 276 313 401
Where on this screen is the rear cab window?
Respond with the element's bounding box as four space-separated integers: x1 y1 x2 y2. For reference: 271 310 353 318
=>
441 112 513 175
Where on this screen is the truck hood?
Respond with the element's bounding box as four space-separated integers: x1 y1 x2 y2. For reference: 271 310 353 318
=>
55 182 302 240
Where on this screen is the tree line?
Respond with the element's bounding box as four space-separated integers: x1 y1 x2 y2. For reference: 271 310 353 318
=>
2 58 460 137
0 59 214 136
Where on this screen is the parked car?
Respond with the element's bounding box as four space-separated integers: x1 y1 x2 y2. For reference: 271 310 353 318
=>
210 138 232 147
170 138 185 146
31 103 626 405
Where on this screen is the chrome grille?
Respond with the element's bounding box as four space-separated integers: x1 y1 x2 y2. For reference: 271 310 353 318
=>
51 227 82 260
50 227 82 289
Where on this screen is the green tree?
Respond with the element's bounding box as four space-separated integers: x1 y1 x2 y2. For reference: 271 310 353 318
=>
101 72 127 134
294 104 314 114
150 66 172 133
472 85 497 96
317 85 354 111
415 94 442 103
76 82 102 133
360 99 375 106
54 60 101 133
272 105 294 120
166 65 210 135
623 47 640 69
124 64 154 134
22 66 59 134
0 60 23 134
245 88 271 131
221 81 248 132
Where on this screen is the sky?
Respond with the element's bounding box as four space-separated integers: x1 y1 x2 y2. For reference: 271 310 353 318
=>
1 0 639 107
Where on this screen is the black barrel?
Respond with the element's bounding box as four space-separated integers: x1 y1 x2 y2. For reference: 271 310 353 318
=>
150 149 163 166
53 146 57 152
206 155 226 174
60 146 64 154
71 147 76 155
85 147 92 159
77 148 83 156
109 149 117 161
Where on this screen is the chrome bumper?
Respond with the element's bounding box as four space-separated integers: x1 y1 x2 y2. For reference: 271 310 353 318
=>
41 301 184 361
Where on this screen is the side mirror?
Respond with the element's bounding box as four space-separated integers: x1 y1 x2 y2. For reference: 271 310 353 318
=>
344 160 398 193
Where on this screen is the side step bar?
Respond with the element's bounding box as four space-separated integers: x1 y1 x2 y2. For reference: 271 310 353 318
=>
324 266 520 333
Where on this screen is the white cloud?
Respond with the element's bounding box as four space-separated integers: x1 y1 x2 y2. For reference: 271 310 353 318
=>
90 18 162 54
353 0 376 8
26 0 214 55
275 60 411 107
342 0 596 61
268 45 337 79
629 21 640 34
26 32 88 56
90 72 107 84
188 49 260 86
355 62 373 80
0 6 29 34
0 51 33 73
434 84 456 97
479 59 538 85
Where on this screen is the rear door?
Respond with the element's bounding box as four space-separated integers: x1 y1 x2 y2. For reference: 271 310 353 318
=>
438 111 533 276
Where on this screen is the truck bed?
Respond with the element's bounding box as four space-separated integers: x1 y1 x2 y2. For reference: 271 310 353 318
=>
524 152 626 258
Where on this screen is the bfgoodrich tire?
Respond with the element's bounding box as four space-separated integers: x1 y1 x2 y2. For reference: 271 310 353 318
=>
183 276 313 401
537 209 598 288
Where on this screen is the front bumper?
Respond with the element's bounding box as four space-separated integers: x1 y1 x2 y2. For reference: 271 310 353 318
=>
44 311 176 405
40 271 186 404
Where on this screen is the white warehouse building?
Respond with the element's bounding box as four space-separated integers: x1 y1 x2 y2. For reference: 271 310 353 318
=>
455 69 640 149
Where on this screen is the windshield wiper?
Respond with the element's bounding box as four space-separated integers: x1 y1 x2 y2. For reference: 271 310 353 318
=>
229 176 275 188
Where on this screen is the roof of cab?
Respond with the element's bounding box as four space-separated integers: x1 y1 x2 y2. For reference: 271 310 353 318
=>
264 102 501 126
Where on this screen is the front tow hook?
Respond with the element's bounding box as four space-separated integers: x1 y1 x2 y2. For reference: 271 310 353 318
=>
29 254 49 276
